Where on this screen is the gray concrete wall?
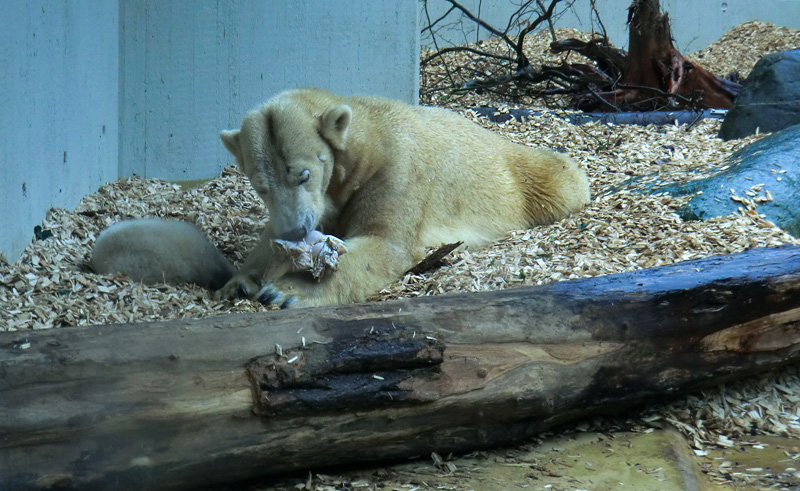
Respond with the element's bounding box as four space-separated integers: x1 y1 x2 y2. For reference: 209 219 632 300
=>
1 1 120 263
120 0 421 181
422 0 800 53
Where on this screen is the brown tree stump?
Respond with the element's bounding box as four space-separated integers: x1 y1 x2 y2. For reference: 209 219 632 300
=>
550 0 741 111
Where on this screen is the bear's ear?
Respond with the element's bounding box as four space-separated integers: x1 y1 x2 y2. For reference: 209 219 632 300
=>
319 104 352 150
220 129 242 161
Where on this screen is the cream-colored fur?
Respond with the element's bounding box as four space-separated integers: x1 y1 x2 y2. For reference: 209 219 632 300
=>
91 219 234 290
217 88 590 307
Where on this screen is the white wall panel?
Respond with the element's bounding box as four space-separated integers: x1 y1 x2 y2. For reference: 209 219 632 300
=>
119 1 421 180
1 1 119 262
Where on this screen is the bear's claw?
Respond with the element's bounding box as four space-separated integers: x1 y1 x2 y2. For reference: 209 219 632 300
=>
255 283 295 309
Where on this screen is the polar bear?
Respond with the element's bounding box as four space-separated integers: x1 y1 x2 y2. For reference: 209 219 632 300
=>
90 218 234 289
213 88 590 307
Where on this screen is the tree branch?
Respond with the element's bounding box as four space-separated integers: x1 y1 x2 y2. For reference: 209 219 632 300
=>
536 0 558 42
421 4 457 34
443 0 518 48
422 46 517 66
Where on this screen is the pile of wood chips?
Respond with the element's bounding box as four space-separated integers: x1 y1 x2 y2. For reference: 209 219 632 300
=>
692 20 800 78
3 20 800 482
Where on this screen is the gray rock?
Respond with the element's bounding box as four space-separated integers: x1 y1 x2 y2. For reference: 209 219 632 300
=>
719 49 800 140
658 124 800 238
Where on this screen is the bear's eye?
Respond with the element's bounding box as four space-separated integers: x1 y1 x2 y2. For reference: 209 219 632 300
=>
298 169 310 185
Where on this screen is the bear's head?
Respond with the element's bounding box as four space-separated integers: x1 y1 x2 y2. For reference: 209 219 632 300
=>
221 95 352 241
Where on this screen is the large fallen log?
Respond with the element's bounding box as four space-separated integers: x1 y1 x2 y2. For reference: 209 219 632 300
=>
3 245 800 490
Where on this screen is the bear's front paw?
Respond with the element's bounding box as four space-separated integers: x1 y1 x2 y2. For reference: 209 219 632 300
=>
253 282 296 309
213 272 262 301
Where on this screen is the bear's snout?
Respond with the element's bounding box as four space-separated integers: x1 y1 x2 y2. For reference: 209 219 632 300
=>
279 225 308 242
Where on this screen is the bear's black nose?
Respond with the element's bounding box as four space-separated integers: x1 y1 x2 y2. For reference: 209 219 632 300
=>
280 226 308 242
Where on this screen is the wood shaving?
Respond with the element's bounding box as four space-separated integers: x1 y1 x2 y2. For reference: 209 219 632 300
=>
2 20 800 465
0 168 273 331
689 20 800 79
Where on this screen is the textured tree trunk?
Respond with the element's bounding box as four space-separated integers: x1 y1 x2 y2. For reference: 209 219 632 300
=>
551 0 740 111
615 0 738 109
3 245 800 491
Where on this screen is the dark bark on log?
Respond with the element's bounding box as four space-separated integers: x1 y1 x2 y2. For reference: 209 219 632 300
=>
3 245 800 490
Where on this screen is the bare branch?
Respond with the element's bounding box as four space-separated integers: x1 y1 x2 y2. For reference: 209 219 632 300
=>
419 0 733 112
513 0 563 69
584 86 623 112
421 4 457 34
422 1 457 90
422 46 517 66
504 0 536 34
443 0 517 48
518 0 562 40
590 0 609 41
536 0 558 42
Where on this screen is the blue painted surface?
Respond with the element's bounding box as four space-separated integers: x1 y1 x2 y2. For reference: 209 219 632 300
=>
119 1 420 180
1 1 119 262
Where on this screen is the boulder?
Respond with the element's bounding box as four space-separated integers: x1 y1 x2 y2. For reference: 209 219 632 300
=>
658 124 800 238
719 50 800 140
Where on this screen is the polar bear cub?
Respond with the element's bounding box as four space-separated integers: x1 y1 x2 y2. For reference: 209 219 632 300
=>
90 219 234 290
